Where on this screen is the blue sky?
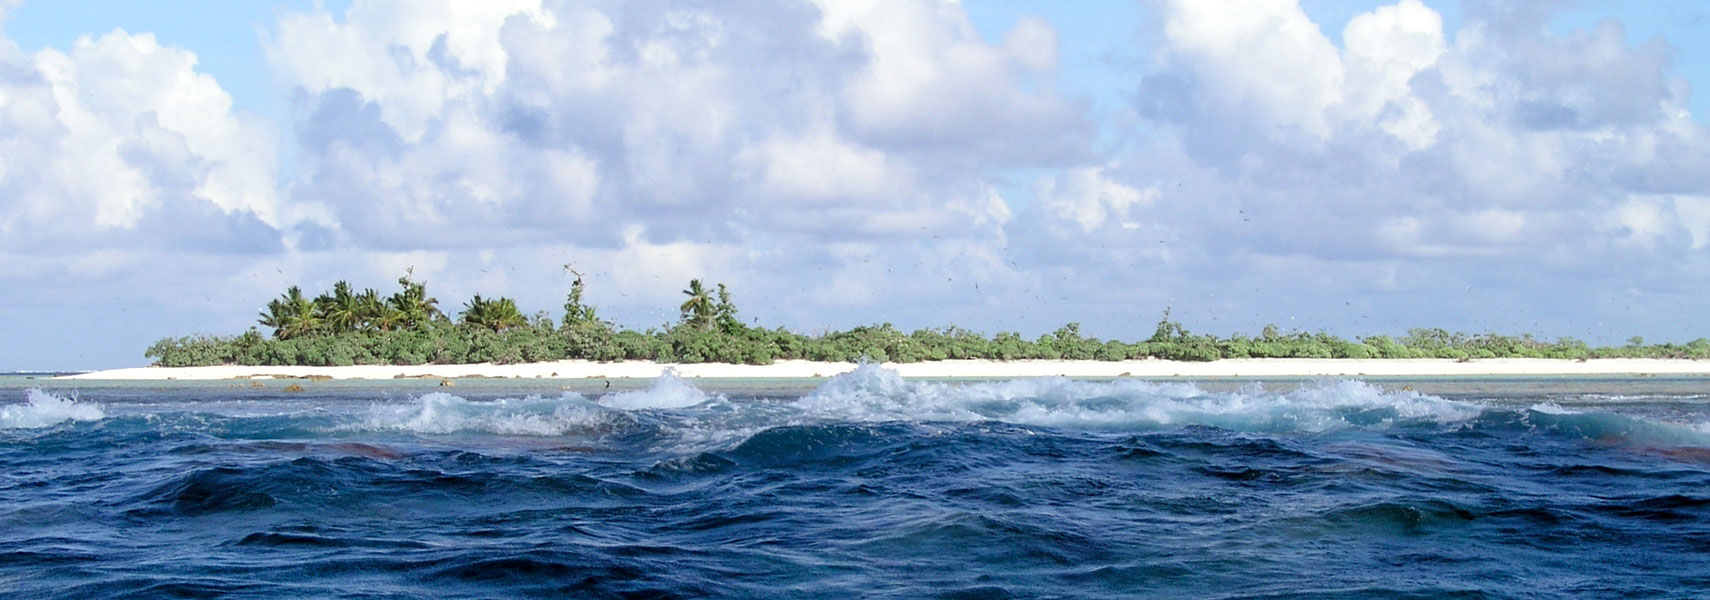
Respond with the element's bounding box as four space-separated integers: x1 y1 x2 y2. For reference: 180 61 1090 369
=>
3 0 1709 369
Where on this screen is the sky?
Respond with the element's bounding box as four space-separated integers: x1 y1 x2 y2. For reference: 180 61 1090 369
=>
3 0 1710 370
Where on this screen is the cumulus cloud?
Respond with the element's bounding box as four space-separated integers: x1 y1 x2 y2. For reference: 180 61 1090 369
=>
266 0 1085 307
1031 166 1156 235
0 9 305 369
0 26 284 259
813 2 1091 164
0 13 303 369
1005 0 1710 337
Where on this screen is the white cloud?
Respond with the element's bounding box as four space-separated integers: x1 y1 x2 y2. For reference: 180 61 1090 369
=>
1008 0 1710 339
813 1 1088 162
271 0 1071 263
1152 0 1344 138
1341 0 1445 149
1032 166 1155 233
1117 0 1710 256
0 27 282 253
266 0 546 141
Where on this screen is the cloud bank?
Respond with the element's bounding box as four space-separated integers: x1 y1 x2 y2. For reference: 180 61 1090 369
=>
1011 0 1710 335
2 0 1708 368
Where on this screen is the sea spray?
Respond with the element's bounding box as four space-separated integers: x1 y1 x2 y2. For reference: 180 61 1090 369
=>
1 388 104 428
598 368 717 410
792 364 1480 432
355 392 612 436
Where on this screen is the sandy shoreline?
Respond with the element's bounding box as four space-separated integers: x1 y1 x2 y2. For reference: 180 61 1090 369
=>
57 358 1710 381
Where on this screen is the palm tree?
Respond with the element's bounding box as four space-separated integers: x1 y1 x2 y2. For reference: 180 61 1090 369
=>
315 280 364 334
680 279 715 330
355 288 397 331
259 286 320 340
387 275 442 330
461 294 528 331
259 292 290 338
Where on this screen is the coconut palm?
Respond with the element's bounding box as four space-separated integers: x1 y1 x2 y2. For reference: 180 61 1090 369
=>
315 281 364 334
355 288 397 331
680 279 715 330
387 275 442 330
259 286 320 340
461 294 528 331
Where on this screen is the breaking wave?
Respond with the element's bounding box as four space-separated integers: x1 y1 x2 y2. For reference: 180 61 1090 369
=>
350 372 723 437
16 366 1708 449
1 389 105 429
354 392 614 436
791 363 1482 432
598 369 715 410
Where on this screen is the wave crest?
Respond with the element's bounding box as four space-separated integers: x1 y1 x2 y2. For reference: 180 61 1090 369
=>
794 364 1478 432
1 389 105 429
599 369 716 410
356 392 612 436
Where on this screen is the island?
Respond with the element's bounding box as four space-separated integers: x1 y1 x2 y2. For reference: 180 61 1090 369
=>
86 274 1710 380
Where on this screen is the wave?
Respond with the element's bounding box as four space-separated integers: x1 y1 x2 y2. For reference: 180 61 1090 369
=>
1573 393 1710 403
598 369 716 410
1519 407 1710 447
1529 402 1577 415
791 363 1481 432
15 366 1710 448
1 389 105 429
353 392 614 436
349 372 729 437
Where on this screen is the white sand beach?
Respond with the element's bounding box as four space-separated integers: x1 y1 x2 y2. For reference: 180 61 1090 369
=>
58 358 1710 381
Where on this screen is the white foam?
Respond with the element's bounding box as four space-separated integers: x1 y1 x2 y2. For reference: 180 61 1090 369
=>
1528 402 1578 415
1 389 105 429
792 364 1481 432
600 369 716 410
356 392 610 436
330 367 1492 443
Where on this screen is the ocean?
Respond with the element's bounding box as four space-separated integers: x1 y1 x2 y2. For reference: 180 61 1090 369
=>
3 365 1708 598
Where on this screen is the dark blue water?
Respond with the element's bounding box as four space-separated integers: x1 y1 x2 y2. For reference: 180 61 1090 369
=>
4 367 1710 598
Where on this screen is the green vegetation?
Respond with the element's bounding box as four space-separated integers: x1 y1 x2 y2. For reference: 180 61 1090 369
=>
145 275 1710 367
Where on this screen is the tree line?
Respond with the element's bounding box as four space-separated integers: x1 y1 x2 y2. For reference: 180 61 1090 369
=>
144 275 1710 367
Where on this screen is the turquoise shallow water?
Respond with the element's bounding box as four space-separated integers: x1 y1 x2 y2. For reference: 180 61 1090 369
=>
4 368 1709 598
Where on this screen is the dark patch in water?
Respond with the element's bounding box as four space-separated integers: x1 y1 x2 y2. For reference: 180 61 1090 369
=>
1323 499 1478 535
133 466 280 516
236 532 349 548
